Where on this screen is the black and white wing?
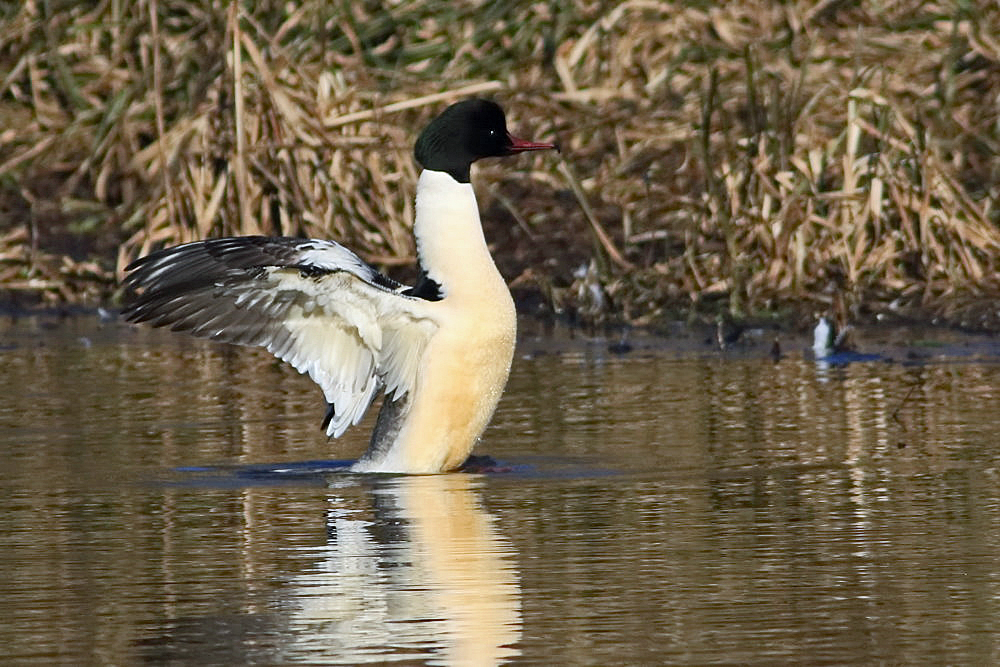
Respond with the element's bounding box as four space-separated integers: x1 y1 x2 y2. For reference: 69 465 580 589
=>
122 236 438 437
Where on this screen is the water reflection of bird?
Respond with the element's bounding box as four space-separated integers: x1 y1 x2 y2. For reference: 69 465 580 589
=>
123 100 555 473
286 475 521 664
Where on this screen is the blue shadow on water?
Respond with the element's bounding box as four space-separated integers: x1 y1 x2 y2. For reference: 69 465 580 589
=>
158 456 619 488
176 459 355 476
815 351 889 365
162 460 356 487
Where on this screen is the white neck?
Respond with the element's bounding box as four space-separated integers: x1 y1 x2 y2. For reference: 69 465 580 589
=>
414 169 500 300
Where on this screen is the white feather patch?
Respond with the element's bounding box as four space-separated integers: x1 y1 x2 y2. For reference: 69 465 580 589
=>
261 267 437 436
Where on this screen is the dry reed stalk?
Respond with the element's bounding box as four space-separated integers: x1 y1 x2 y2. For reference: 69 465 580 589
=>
557 160 632 272
148 0 177 241
230 3 255 236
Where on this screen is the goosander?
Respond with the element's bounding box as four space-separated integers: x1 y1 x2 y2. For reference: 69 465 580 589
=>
123 99 555 473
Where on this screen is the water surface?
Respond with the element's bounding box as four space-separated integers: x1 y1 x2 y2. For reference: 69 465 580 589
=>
2 315 1000 664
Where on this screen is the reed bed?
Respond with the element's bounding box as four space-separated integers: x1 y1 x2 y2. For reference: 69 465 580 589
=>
1 1 998 328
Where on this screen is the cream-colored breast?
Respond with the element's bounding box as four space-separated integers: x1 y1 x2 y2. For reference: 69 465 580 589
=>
393 284 516 472
350 169 517 473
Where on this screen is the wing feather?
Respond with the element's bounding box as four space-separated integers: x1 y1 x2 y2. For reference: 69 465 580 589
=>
123 237 438 437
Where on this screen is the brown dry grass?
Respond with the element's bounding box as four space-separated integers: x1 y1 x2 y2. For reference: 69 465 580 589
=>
1 1 998 327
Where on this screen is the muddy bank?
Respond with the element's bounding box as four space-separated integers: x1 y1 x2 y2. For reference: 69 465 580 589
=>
5 303 998 369
4 205 1000 334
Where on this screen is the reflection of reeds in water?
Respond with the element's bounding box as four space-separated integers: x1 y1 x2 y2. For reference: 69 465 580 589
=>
5 320 1000 662
1 2 998 324
494 352 1000 663
499 348 1000 475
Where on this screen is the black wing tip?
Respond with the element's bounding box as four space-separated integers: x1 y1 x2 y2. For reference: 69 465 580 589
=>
120 303 143 324
123 256 147 273
321 402 336 432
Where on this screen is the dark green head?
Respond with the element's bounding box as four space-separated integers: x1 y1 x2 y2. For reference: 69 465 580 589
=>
413 99 555 183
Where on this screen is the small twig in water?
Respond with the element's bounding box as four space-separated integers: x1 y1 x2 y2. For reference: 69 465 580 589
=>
890 382 919 431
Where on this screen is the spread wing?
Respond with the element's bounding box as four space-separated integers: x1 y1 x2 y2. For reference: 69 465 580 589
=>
122 236 439 437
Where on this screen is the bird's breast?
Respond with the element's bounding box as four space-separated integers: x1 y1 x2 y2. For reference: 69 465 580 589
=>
378 283 515 473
